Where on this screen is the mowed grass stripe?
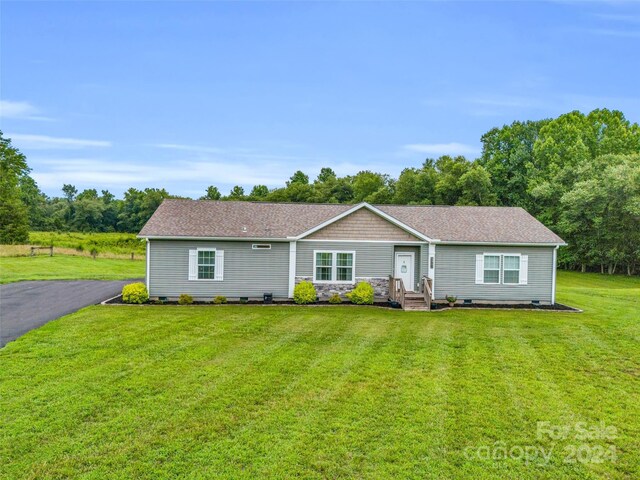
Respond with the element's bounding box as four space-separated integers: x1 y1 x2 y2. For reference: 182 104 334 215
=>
0 271 639 479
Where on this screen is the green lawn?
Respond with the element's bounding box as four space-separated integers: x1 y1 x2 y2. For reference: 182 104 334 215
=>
0 255 144 284
1 272 638 479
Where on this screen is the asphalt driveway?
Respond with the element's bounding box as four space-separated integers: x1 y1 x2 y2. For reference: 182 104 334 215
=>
0 279 141 347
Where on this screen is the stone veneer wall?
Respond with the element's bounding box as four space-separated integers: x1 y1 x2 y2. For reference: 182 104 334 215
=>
296 276 389 299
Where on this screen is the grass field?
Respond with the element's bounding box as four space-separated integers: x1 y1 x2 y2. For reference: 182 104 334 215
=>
1 272 638 479
0 255 144 284
27 231 145 256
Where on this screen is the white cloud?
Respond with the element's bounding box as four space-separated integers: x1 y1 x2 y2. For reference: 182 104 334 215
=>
7 134 111 149
151 142 318 162
151 143 226 154
31 157 295 191
0 100 52 121
403 142 480 156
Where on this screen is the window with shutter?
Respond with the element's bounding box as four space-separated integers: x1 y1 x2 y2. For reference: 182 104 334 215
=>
188 248 223 281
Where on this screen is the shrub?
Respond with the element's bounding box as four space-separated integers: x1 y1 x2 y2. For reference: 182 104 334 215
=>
121 282 149 304
213 295 227 304
346 282 374 305
178 294 194 305
446 295 457 305
328 293 343 304
294 281 317 304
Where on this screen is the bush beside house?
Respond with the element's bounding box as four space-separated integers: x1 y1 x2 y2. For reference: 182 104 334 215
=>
346 282 374 305
121 283 149 304
294 281 317 304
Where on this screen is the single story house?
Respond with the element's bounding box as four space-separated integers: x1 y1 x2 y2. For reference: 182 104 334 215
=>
138 200 565 309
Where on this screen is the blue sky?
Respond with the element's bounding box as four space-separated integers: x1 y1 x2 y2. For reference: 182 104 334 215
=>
1 1 639 198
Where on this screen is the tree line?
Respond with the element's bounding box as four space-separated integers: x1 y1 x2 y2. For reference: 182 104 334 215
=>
1 108 638 274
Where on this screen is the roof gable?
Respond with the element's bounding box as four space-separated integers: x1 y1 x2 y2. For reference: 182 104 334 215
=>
306 206 422 241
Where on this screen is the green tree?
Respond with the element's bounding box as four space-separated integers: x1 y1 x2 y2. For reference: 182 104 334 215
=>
351 171 390 203
316 167 337 183
434 155 470 205
479 119 549 209
117 188 171 232
200 186 221 200
72 189 105 231
19 175 50 230
249 185 269 199
531 109 640 226
456 165 497 206
0 132 30 243
100 190 120 232
62 184 78 202
287 170 309 187
227 186 245 200
559 154 640 274
393 160 438 204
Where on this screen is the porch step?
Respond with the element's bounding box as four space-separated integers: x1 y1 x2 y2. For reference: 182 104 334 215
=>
404 305 431 311
399 290 431 311
403 298 431 311
404 293 424 299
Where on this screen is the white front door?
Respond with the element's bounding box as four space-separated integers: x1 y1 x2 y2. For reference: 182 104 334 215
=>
394 252 415 292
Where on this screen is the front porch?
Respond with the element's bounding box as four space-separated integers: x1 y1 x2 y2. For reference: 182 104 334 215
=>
389 275 433 311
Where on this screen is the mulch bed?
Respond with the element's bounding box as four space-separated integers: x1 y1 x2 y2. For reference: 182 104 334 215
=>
105 295 579 311
104 296 391 308
431 302 579 312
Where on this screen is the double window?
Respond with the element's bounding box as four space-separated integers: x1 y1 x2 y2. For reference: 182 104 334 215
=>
476 253 527 285
314 251 355 283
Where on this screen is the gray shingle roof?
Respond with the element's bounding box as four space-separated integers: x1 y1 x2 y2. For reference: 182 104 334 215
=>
377 205 564 243
139 200 352 239
139 199 564 244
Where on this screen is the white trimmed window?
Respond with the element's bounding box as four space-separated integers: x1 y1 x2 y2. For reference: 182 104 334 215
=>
483 255 501 284
189 248 224 281
476 253 528 285
313 251 355 283
503 255 520 284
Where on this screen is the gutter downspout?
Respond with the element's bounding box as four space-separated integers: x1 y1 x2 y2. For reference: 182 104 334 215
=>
551 245 558 304
146 239 150 294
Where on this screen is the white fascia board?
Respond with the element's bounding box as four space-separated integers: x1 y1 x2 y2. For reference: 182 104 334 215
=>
435 241 567 247
298 239 427 244
137 235 289 242
366 204 436 242
294 202 435 242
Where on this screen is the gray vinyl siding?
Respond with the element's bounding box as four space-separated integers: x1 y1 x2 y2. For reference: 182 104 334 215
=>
148 240 289 298
394 245 420 291
296 241 395 279
434 245 554 303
